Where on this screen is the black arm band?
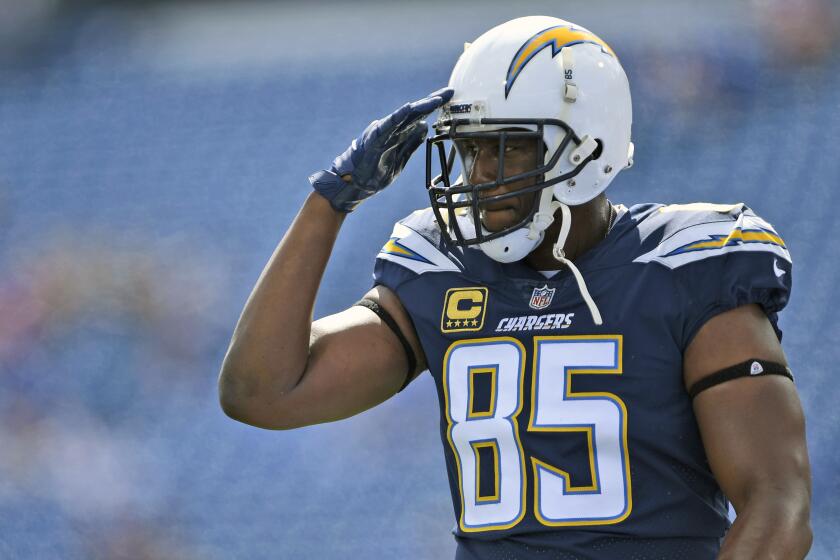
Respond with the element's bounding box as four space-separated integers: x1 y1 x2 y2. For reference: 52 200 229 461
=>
688 359 794 399
354 298 418 392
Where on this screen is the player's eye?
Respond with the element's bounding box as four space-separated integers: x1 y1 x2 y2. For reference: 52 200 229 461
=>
503 139 535 158
456 140 478 156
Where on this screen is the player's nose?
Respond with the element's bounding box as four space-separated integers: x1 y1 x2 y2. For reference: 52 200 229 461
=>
469 151 503 192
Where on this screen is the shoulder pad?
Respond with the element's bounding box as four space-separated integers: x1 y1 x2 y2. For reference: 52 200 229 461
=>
377 208 463 275
633 203 790 269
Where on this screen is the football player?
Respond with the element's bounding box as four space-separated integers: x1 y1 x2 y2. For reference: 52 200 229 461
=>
219 16 812 559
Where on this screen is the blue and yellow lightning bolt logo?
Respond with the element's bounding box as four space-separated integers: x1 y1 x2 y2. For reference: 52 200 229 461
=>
505 25 615 98
379 237 435 264
665 227 787 256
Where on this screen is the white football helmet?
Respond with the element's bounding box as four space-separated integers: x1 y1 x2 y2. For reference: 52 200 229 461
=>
426 16 634 263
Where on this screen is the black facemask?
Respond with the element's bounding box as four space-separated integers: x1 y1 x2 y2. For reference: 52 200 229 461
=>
425 117 598 248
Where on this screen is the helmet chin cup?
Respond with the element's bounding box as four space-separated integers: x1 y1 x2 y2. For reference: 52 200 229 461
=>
454 211 544 263
480 226 544 263
467 186 555 263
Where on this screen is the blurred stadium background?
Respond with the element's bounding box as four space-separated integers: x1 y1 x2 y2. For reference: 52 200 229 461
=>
0 0 838 558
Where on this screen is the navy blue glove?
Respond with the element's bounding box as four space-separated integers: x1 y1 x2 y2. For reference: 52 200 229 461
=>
309 87 454 213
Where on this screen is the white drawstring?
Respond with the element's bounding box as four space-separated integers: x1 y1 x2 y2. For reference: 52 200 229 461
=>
551 203 604 326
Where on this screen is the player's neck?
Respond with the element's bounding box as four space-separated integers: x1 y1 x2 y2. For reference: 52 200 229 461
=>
524 195 612 270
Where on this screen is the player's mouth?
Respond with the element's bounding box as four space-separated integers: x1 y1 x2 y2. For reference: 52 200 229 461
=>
482 202 518 212
480 203 521 231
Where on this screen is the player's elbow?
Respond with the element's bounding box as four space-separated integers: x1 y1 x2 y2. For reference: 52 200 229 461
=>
775 486 814 554
770 500 813 559
217 366 256 424
797 521 814 555
218 389 301 431
786 489 814 555
217 376 251 425
727 481 813 559
217 363 301 431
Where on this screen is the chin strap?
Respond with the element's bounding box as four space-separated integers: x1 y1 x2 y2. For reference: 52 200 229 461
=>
551 203 604 326
528 187 561 240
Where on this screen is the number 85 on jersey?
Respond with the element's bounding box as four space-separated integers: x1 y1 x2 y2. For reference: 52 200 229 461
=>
443 335 632 531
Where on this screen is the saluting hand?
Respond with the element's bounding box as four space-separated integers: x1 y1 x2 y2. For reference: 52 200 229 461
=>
309 87 454 213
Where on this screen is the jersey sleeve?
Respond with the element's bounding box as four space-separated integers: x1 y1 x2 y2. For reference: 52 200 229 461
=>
370 209 464 390
633 203 792 348
372 208 463 293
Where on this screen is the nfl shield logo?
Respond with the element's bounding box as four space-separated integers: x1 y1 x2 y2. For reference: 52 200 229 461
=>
529 285 555 310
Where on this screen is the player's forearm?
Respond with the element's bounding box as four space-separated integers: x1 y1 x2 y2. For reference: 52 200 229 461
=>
717 493 812 560
219 192 345 412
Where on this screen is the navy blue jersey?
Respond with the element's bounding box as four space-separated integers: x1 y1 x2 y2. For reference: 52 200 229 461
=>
372 202 791 559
